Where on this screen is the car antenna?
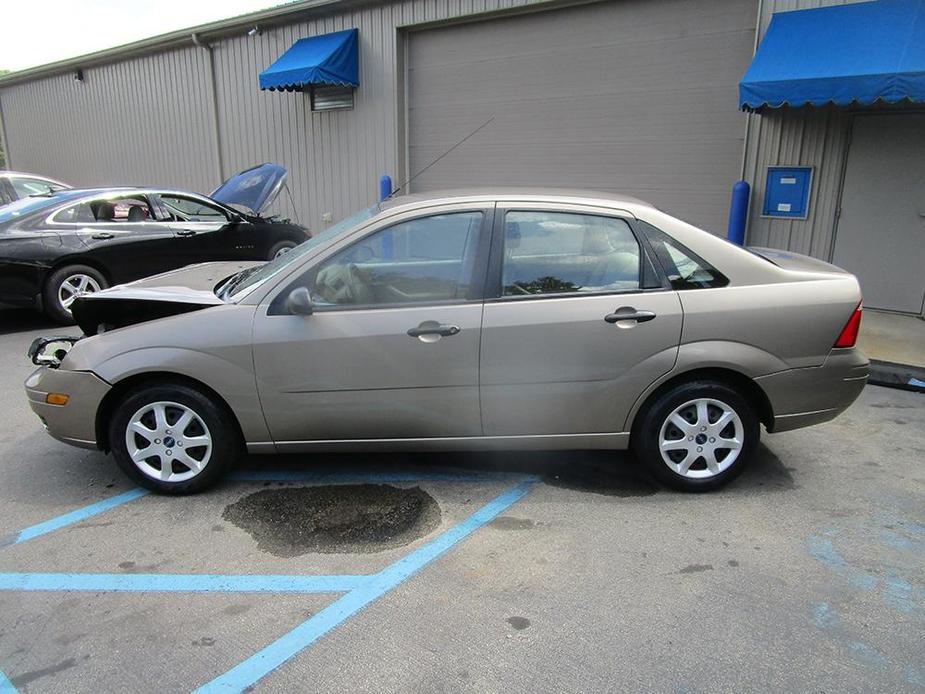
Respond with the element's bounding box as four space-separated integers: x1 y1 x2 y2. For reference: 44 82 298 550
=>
386 116 495 200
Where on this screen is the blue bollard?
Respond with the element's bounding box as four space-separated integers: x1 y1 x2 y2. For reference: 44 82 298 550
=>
379 174 392 202
727 180 750 246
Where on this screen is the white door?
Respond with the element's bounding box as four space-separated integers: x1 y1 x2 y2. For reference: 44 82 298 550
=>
833 114 925 315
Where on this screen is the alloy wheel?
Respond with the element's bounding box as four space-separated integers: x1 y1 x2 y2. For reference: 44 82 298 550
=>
124 401 213 483
58 273 102 311
274 245 294 259
658 398 744 479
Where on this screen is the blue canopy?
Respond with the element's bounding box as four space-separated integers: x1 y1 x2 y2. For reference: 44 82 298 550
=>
259 28 359 92
739 0 925 109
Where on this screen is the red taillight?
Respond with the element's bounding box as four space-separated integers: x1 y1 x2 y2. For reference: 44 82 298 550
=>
834 302 863 348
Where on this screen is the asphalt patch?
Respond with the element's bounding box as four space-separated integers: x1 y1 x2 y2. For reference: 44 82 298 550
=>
222 484 441 556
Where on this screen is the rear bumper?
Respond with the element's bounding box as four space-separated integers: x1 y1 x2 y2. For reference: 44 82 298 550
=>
24 367 111 449
756 348 869 433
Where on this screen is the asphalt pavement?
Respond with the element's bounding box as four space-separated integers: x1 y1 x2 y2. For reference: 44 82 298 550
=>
0 308 922 693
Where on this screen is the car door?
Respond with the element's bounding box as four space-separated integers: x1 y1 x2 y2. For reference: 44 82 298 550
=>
154 193 247 265
54 195 182 283
252 204 492 444
479 204 683 436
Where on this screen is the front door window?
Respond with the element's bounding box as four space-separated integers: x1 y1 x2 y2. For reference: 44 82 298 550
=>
310 211 485 307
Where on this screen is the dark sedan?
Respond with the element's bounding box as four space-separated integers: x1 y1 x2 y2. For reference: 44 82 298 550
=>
0 164 309 322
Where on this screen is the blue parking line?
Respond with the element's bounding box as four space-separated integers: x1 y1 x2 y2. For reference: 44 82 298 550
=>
0 670 16 693
194 478 536 693
0 488 148 548
0 573 366 594
230 469 534 484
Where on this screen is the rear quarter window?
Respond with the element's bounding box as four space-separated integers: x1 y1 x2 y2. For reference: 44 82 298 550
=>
639 221 728 290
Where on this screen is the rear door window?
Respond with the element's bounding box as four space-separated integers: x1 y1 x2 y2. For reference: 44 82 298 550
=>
500 211 641 296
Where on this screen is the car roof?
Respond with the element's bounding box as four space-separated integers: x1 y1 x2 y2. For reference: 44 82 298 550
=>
379 188 656 214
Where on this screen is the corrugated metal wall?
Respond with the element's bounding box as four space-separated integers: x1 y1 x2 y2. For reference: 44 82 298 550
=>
0 46 218 192
741 0 865 258
0 0 551 233
406 0 755 234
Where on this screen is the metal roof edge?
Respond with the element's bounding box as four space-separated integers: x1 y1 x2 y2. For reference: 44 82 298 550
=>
0 0 374 88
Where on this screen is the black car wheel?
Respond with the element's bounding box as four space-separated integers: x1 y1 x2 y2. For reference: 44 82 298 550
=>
632 380 759 492
43 264 108 324
109 383 241 494
268 240 298 260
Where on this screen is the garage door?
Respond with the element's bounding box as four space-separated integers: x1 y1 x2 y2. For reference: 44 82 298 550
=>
407 0 756 233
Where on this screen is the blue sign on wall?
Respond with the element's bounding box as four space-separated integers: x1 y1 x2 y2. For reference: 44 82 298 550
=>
762 166 812 219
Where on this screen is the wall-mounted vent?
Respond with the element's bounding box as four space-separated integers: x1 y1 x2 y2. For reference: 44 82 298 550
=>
310 85 354 112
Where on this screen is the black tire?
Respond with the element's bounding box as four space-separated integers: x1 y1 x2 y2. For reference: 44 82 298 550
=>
43 264 108 324
267 240 298 260
632 380 759 492
108 383 241 494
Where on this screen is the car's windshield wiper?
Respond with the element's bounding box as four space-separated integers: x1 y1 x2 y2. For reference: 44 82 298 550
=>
218 266 263 299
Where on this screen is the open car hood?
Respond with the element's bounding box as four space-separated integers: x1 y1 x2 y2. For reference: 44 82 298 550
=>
209 163 287 216
71 261 261 334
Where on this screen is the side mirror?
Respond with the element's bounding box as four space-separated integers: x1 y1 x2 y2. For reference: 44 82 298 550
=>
285 287 314 316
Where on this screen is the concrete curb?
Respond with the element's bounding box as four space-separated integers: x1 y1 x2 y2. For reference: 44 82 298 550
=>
869 360 925 393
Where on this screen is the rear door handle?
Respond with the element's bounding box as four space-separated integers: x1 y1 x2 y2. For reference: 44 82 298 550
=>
407 322 461 338
604 307 657 324
176 229 196 237
91 232 114 240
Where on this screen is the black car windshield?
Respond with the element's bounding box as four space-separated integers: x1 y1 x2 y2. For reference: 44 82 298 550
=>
226 203 379 299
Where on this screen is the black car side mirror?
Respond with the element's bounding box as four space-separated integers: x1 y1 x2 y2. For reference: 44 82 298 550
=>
285 287 314 316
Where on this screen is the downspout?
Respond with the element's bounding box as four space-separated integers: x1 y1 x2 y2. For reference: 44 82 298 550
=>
0 92 11 170
739 0 764 181
192 33 225 183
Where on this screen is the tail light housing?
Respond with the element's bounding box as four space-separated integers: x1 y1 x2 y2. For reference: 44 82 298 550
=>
834 302 862 348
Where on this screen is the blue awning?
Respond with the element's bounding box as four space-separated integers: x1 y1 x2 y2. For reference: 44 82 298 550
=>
259 28 359 92
739 0 925 110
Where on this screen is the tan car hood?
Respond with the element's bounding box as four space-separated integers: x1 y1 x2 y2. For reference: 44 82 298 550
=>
71 261 262 334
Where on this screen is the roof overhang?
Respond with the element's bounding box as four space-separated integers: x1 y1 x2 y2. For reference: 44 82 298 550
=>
739 0 925 110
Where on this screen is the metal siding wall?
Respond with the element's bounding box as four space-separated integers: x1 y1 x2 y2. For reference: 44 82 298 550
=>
742 0 866 258
0 0 567 234
210 0 549 232
406 0 756 234
0 45 216 192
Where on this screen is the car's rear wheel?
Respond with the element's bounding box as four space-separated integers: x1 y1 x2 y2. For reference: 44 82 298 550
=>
44 264 108 324
268 240 298 260
632 381 759 491
108 383 240 494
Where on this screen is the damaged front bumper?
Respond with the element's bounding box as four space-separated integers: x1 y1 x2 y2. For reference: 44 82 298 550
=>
24 366 111 449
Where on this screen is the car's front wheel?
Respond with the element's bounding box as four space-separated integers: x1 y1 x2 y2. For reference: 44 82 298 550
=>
108 383 240 494
43 264 108 324
268 240 298 260
633 381 759 491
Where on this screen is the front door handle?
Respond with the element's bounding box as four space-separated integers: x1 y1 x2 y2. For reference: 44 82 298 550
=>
176 229 196 237
407 322 461 338
91 232 114 240
604 307 657 324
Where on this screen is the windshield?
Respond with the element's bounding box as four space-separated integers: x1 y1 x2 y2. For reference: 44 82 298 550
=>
227 203 379 299
0 195 66 224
